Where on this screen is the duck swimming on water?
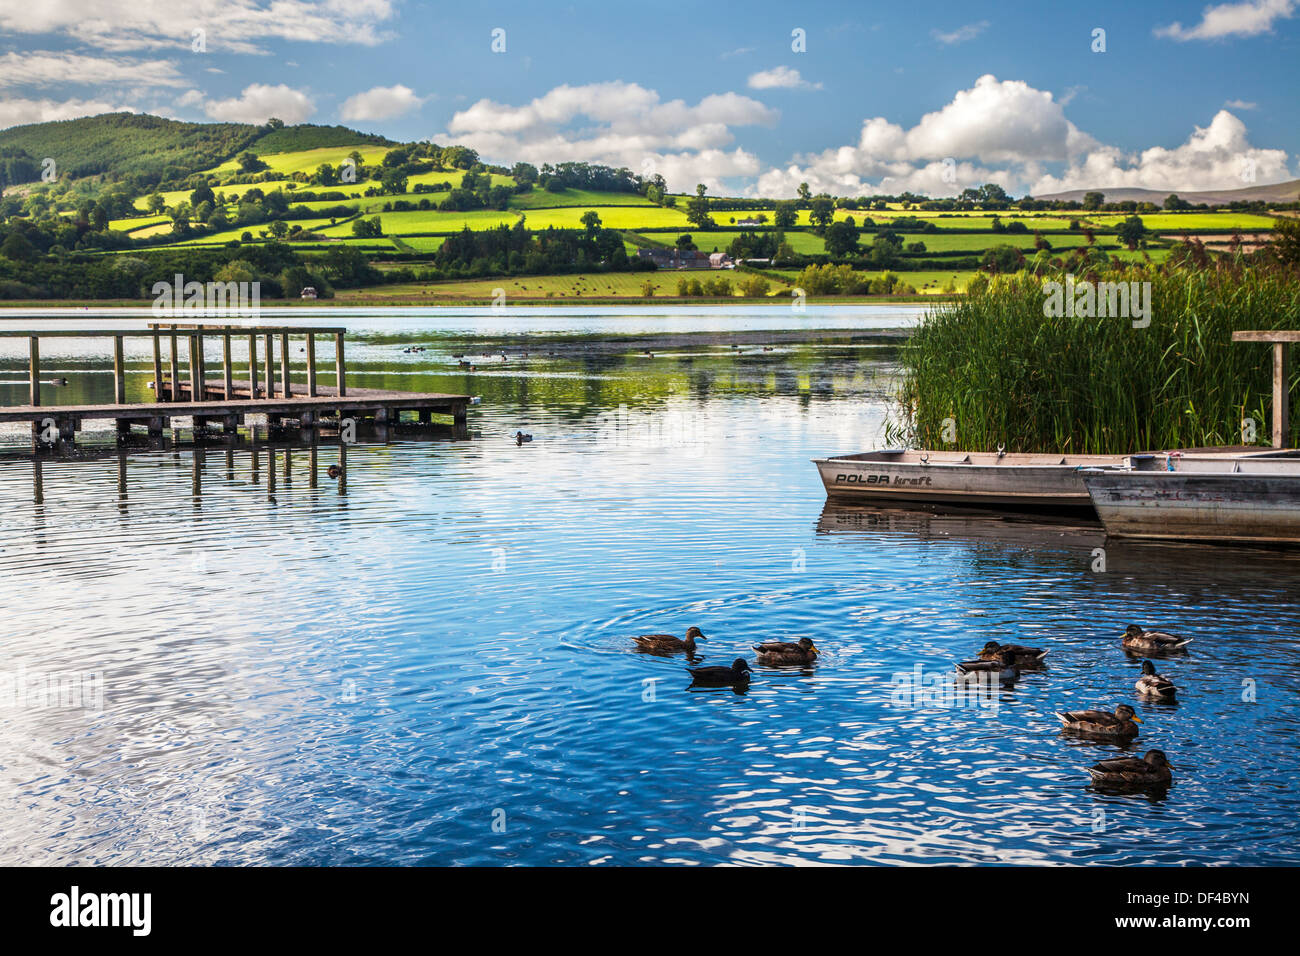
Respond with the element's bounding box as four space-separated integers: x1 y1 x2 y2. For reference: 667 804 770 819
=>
687 658 751 687
1056 703 1143 740
753 637 818 666
1135 659 1177 700
1123 624 1192 655
633 627 705 655
977 640 1048 665
1087 749 1173 789
956 648 1019 684
515 431 533 445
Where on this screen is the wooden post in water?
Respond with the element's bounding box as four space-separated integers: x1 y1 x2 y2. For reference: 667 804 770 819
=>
28 336 39 407
188 334 201 402
248 333 258 397
152 332 163 401
280 332 290 397
335 332 347 396
306 332 317 396
265 333 275 398
113 334 126 404
222 333 233 400
169 332 179 401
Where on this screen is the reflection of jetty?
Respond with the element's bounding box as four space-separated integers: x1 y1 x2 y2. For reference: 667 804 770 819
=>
2 323 471 447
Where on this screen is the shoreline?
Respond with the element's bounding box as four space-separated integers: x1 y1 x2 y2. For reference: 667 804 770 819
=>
0 294 949 311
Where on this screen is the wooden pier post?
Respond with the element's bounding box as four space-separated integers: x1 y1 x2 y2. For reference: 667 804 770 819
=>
265 333 275 398
113 334 126 404
152 332 163 401
306 332 317 396
188 334 201 402
222 333 233 400
28 336 39 407
335 332 347 396
248 333 258 397
280 331 290 398
169 332 179 401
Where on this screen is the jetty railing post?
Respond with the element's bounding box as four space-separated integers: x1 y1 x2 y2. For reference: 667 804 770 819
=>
280 331 290 398
188 334 201 402
306 332 317 396
248 333 258 397
222 332 233 400
168 332 179 401
335 332 346 396
28 335 39 407
1274 342 1290 449
265 333 275 398
113 334 126 404
152 332 163 402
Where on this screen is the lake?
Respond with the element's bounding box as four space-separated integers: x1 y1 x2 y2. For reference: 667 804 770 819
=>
1 305 1297 865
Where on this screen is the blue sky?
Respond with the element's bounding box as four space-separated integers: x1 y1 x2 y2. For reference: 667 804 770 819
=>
0 0 1295 196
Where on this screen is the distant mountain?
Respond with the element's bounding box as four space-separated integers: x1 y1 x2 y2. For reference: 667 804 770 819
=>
1035 179 1300 207
0 113 393 182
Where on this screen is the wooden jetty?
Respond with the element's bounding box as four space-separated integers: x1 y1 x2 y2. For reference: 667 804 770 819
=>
2 324 472 445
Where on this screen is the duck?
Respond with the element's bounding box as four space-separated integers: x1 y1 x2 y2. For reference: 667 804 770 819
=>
1056 703 1142 739
633 627 705 655
753 637 818 666
687 658 751 687
977 640 1048 665
1123 624 1192 654
1135 659 1177 700
515 431 533 445
326 464 343 479
1086 749 1174 789
956 648 1019 684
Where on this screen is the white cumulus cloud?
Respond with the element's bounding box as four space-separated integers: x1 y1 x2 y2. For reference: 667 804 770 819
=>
439 81 778 192
1155 0 1295 41
201 83 314 124
340 84 424 122
747 66 821 90
0 97 133 130
748 74 1289 198
0 51 187 90
0 0 397 53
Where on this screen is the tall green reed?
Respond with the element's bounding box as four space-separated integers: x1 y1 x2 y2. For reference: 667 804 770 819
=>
890 265 1300 454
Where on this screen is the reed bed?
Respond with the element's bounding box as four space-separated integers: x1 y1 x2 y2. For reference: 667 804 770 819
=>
892 265 1300 454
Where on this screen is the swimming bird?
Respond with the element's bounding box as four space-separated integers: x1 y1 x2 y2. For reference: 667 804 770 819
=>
687 658 752 687
1135 660 1177 700
1086 749 1173 789
327 464 343 479
956 648 1019 684
753 637 818 666
977 640 1048 665
515 431 533 445
1123 624 1192 654
633 627 705 655
1056 703 1142 739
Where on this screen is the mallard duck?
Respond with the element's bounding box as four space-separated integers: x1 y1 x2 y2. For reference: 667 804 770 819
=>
1056 703 1142 739
327 464 343 479
753 637 818 665
1123 624 1192 654
633 627 705 655
1087 749 1173 789
687 658 751 687
977 640 1048 664
1135 659 1177 700
515 431 533 445
956 649 1019 684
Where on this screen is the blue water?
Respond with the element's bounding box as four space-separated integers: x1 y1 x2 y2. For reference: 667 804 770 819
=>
0 307 1297 865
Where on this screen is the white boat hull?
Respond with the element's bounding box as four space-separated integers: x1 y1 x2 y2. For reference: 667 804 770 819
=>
813 450 1124 511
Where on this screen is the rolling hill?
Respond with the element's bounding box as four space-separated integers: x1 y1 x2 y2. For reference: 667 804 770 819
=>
1036 179 1300 207
0 113 393 183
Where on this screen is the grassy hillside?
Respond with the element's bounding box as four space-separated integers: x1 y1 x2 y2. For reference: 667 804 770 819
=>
0 114 393 184
0 113 260 181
